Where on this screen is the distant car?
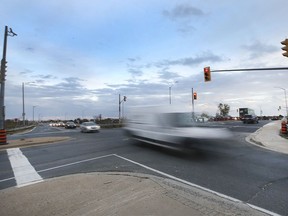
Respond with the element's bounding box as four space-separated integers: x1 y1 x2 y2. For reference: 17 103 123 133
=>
80 122 100 133
243 114 258 124
58 122 65 127
65 121 77 129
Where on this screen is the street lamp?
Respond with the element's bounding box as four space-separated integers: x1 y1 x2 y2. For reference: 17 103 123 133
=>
169 81 178 104
33 106 37 123
22 82 25 126
275 87 288 118
0 26 17 130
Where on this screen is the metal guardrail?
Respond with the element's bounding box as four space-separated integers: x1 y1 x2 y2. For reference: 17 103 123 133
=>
6 125 35 134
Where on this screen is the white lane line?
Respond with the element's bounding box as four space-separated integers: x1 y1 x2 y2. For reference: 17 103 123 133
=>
114 154 281 216
7 148 43 188
0 151 282 216
38 154 115 173
0 154 117 184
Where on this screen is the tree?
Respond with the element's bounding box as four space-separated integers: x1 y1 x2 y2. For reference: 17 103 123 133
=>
218 103 230 116
201 112 210 118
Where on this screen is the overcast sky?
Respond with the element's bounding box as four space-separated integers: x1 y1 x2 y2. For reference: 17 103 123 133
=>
1 0 287 120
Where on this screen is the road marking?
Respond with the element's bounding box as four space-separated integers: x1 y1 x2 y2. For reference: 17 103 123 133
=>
0 152 282 215
0 154 115 184
114 154 281 216
38 154 115 173
7 148 43 188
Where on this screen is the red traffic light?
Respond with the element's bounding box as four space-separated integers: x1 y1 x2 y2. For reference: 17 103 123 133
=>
204 67 211 82
193 92 197 100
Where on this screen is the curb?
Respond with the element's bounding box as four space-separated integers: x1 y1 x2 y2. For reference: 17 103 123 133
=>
0 137 72 151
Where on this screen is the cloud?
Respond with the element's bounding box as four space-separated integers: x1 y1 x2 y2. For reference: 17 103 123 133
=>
127 57 141 62
128 68 143 77
26 47 34 52
157 68 182 81
163 3 205 34
153 52 224 68
20 69 33 75
242 41 278 58
54 77 85 91
163 3 204 20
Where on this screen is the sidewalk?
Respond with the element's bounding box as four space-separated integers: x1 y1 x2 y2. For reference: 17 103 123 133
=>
0 122 286 216
248 120 288 155
0 172 274 216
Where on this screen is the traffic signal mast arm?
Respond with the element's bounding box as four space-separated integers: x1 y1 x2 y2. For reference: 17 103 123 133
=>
209 67 288 73
203 66 288 82
203 39 288 82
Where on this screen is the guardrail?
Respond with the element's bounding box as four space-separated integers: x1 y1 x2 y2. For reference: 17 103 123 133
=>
6 125 35 134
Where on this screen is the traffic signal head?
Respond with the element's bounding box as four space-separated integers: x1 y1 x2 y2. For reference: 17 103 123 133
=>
123 96 127 101
281 39 288 58
0 60 7 81
204 67 211 82
193 92 197 100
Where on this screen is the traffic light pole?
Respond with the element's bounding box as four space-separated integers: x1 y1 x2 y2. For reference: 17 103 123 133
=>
191 88 195 120
0 26 8 130
118 94 127 124
0 26 17 136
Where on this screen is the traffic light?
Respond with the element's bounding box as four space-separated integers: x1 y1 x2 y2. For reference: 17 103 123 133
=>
281 39 288 58
1 60 7 72
193 92 197 100
123 96 127 101
204 67 211 82
0 60 7 81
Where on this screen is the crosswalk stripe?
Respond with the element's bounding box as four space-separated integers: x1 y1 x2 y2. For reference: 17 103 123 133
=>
7 148 43 188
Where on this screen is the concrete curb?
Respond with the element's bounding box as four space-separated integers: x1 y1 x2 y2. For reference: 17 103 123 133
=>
246 121 288 155
0 136 72 151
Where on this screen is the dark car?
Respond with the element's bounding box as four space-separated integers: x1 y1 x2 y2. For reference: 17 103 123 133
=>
65 121 77 129
243 114 258 124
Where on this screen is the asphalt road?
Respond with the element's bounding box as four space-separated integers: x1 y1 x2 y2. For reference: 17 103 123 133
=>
1 121 288 215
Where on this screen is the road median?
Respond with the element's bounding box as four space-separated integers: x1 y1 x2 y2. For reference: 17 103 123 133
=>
0 136 71 150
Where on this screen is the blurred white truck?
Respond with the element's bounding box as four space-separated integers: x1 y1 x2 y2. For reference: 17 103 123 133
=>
124 106 232 150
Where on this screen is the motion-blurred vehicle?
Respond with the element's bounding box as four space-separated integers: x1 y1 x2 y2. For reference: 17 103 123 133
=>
58 122 65 127
80 122 100 133
124 106 232 150
242 114 259 124
65 121 77 129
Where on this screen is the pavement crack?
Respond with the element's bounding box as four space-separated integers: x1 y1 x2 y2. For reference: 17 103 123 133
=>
247 176 288 203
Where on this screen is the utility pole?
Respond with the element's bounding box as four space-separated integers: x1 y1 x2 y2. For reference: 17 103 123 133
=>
119 94 121 123
0 26 17 130
33 106 37 123
22 82 25 126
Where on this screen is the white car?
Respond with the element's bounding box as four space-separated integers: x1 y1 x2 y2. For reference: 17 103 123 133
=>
80 122 100 133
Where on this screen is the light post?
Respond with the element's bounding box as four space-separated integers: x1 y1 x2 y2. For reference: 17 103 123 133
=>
0 26 17 130
33 106 37 123
275 87 288 118
169 81 178 104
22 82 25 126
